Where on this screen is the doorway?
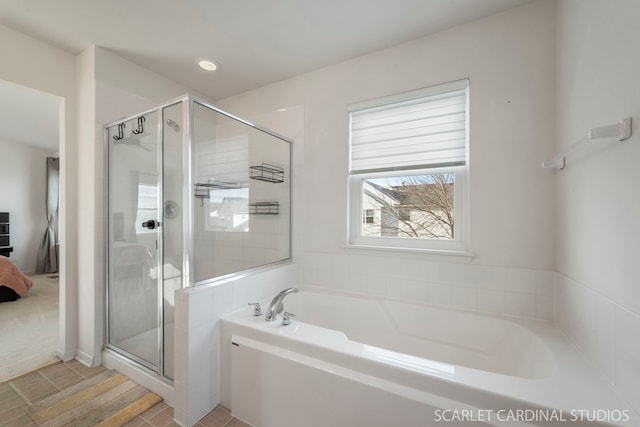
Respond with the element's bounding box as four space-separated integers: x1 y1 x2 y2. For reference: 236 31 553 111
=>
0 79 65 381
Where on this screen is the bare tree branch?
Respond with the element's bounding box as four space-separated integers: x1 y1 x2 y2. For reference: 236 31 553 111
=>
363 173 455 239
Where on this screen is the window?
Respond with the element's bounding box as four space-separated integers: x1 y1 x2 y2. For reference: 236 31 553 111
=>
363 209 374 224
195 136 250 232
348 79 469 252
135 178 158 235
398 208 412 222
206 187 249 232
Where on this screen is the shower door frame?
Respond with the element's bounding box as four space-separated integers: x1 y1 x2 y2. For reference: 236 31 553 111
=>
104 96 188 378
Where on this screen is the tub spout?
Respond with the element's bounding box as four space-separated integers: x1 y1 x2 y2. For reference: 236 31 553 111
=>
265 288 299 322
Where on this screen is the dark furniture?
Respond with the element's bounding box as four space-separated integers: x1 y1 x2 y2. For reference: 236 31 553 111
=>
0 212 13 258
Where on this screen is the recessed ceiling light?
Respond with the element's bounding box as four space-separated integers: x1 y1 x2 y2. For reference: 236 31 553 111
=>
197 59 219 72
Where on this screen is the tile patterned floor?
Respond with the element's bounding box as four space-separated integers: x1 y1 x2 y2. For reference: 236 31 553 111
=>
0 361 250 427
0 360 107 426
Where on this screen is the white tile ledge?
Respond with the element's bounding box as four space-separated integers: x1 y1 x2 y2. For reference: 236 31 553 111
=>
344 244 474 261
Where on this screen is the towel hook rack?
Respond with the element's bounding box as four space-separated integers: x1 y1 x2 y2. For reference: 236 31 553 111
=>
542 117 632 170
132 116 146 135
112 123 125 141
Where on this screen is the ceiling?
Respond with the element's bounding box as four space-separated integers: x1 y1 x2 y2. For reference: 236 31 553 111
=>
0 0 533 150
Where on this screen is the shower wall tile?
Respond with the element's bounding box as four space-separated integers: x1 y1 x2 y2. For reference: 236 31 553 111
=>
332 255 350 290
451 286 478 311
174 296 189 338
535 294 554 321
478 289 506 314
366 274 387 297
347 271 368 295
174 262 300 426
230 276 257 311
384 257 409 279
475 268 508 291
186 287 215 328
385 277 408 300
302 251 555 320
172 382 188 427
556 271 640 415
406 279 430 303
212 282 234 318
506 268 538 294
535 270 555 295
397 259 420 280
434 262 475 287
504 291 535 318
172 328 188 388
595 297 616 383
425 282 452 307
616 307 640 414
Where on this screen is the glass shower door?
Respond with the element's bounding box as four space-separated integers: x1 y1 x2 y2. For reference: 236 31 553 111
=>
107 111 161 370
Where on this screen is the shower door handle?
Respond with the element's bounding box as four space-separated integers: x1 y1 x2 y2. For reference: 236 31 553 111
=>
142 220 159 230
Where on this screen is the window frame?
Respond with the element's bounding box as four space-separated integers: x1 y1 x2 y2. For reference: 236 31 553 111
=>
347 79 470 254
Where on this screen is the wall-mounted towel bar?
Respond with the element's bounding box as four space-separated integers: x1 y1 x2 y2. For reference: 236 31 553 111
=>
542 117 632 170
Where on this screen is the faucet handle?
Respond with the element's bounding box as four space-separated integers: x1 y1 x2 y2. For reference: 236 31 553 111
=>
248 302 262 316
282 312 295 326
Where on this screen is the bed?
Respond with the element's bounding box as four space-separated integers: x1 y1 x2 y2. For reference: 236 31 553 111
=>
0 255 33 302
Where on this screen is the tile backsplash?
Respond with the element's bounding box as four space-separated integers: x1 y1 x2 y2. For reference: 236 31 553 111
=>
173 251 640 423
302 251 555 321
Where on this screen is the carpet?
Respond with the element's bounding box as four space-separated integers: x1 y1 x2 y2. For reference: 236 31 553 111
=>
0 274 59 382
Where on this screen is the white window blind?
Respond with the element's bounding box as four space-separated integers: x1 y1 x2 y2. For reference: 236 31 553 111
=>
349 80 468 174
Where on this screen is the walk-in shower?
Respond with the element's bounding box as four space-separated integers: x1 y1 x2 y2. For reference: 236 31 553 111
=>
105 95 291 379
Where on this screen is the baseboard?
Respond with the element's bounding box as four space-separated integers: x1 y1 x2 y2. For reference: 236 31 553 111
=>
76 350 101 367
56 348 76 362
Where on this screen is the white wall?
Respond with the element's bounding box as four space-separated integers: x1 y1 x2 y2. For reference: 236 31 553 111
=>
0 138 51 273
0 22 78 360
555 0 640 415
75 46 100 367
218 0 557 320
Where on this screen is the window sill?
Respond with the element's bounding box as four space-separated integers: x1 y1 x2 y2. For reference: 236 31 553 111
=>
345 244 474 262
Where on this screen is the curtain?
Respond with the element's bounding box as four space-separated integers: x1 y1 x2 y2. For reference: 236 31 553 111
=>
36 157 59 273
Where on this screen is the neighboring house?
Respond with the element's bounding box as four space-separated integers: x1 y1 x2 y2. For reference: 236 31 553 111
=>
362 175 454 239
207 196 249 232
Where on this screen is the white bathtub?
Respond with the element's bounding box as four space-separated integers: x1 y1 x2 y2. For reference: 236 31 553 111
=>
220 289 637 427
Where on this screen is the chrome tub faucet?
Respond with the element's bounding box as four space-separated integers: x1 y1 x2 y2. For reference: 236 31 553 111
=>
265 287 299 322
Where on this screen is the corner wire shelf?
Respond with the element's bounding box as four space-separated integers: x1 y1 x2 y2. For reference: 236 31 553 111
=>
249 201 280 215
250 163 284 183
194 179 242 206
